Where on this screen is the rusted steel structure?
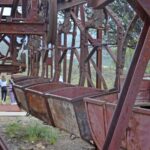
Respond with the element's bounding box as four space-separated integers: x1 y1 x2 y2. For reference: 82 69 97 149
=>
85 0 150 150
0 0 123 88
1 0 150 150
0 0 44 73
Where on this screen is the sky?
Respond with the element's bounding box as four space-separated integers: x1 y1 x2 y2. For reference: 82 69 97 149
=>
0 6 22 16
0 7 11 16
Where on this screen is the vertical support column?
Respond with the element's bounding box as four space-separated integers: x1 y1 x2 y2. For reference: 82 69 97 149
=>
27 0 39 21
96 29 102 89
51 45 54 79
11 0 19 17
22 0 28 18
114 25 123 90
68 7 78 83
63 33 67 82
12 35 17 64
79 5 86 86
0 7 4 22
27 36 31 76
68 22 77 83
41 35 47 77
103 22 150 150
53 32 61 81
79 5 92 86
79 31 86 86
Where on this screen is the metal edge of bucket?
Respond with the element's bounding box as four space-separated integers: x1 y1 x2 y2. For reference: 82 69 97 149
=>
24 88 55 126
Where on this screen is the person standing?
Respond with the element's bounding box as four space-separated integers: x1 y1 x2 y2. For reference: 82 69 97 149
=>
9 79 17 105
0 76 7 104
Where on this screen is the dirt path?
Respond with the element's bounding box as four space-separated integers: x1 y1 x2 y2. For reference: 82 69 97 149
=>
0 116 96 150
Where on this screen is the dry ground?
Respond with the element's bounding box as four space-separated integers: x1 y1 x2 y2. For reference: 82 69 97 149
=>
0 116 96 150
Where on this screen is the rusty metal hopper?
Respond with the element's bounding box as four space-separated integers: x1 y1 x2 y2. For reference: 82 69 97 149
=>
13 78 50 112
85 94 150 150
46 86 102 141
120 77 150 103
25 82 74 125
136 77 150 103
12 75 35 83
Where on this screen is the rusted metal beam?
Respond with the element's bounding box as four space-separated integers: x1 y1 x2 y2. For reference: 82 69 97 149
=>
84 46 99 63
2 48 10 64
2 38 10 46
104 45 117 64
96 29 102 89
106 6 124 89
22 0 28 18
0 0 21 6
53 32 61 81
0 7 3 21
11 0 19 17
103 22 150 150
127 0 148 21
86 40 110 89
47 0 57 44
0 64 20 73
90 58 107 89
63 33 67 82
72 10 101 46
0 34 5 42
58 0 86 10
58 49 67 64
105 6 124 28
120 14 139 74
87 0 114 8
0 0 13 6
71 11 84 32
68 16 77 83
138 0 150 17
68 7 79 83
0 23 46 35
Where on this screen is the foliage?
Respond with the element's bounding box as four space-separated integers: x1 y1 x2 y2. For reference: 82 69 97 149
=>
5 121 59 145
5 122 22 138
25 123 58 144
110 0 142 47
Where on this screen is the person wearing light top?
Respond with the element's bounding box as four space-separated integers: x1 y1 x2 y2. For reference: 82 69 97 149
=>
0 76 7 104
8 79 17 105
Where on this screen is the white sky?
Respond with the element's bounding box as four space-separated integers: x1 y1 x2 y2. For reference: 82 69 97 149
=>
0 7 11 16
0 6 22 16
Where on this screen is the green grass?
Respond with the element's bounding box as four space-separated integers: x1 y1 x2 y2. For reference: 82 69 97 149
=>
25 122 58 144
5 121 59 145
5 122 22 138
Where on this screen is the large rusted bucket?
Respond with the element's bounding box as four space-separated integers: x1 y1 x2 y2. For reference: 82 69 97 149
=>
85 94 150 150
46 86 101 141
12 75 35 83
13 78 50 112
136 77 150 103
25 82 74 125
121 76 150 103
